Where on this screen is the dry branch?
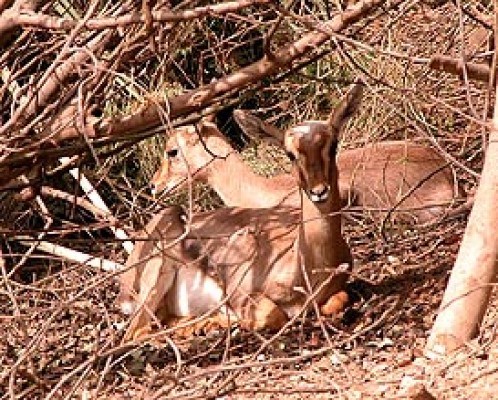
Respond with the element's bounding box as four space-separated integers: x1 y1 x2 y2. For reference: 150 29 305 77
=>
40 184 134 253
58 158 134 254
428 54 492 83
57 0 389 144
0 0 393 188
0 0 39 38
0 29 110 139
16 237 123 272
0 0 270 32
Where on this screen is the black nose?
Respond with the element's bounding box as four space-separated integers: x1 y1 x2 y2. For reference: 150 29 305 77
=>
309 185 330 203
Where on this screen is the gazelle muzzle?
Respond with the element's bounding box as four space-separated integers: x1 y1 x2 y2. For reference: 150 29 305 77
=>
308 184 330 203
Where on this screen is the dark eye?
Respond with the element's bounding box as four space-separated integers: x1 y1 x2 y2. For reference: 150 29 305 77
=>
166 149 178 158
286 151 296 161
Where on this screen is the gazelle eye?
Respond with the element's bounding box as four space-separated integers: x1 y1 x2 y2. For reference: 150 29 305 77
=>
286 151 296 161
166 149 178 158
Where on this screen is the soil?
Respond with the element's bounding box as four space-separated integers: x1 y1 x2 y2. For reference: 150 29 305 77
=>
2 211 497 399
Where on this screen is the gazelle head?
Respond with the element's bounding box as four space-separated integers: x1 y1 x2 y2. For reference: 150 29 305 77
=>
149 120 231 197
283 121 338 203
234 82 363 205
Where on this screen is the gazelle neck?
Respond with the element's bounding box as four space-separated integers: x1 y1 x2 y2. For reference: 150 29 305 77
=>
300 176 342 235
203 137 294 208
299 165 348 267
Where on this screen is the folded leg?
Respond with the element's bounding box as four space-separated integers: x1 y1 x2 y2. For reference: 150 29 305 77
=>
122 254 176 343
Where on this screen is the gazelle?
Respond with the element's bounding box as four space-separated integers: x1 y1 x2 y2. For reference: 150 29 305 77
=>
149 120 298 207
150 113 464 224
119 84 362 342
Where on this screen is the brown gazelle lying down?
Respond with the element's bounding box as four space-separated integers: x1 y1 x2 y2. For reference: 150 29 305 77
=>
118 84 362 341
150 112 464 224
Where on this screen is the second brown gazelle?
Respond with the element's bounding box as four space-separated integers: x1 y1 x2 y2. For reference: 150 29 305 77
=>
150 110 464 224
149 119 298 207
120 83 362 341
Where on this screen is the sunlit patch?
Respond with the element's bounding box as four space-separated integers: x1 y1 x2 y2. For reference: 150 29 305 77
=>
120 301 135 315
292 124 313 135
173 268 226 317
291 121 328 137
177 278 191 316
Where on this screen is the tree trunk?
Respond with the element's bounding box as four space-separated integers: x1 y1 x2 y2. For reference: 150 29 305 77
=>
425 84 498 356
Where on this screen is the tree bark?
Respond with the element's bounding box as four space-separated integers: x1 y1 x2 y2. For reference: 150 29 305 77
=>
425 82 498 356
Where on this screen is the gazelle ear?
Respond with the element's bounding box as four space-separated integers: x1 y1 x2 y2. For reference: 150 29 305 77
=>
194 111 224 140
328 82 364 135
233 109 285 146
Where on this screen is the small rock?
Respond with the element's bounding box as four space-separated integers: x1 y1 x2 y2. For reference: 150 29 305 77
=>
398 376 435 399
329 352 347 366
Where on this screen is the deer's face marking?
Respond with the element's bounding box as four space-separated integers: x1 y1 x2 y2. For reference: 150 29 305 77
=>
284 122 338 203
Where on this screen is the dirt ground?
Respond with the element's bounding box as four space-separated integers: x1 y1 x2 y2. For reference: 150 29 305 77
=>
2 209 497 399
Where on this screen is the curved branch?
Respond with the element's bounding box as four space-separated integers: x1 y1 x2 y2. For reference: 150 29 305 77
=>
0 0 271 34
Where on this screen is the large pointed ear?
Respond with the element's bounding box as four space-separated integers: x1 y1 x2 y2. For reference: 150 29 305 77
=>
233 109 285 146
328 82 364 134
194 111 227 141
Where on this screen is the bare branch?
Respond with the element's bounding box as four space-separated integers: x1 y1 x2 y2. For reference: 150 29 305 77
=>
0 0 270 33
428 54 492 83
82 0 392 141
16 236 123 272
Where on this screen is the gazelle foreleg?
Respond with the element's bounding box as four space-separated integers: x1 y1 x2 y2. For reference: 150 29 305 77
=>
221 228 289 331
122 253 176 343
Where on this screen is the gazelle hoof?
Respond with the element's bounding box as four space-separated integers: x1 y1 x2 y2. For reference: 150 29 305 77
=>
321 290 349 315
240 295 288 331
122 324 153 344
169 316 227 338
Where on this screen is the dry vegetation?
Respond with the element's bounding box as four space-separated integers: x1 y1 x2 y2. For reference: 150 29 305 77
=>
0 0 496 398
